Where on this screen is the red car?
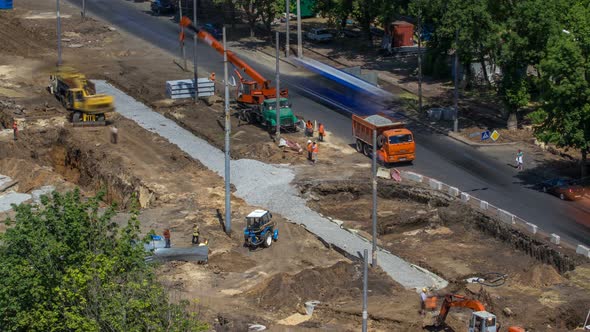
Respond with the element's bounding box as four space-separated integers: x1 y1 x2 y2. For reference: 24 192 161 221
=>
542 178 586 200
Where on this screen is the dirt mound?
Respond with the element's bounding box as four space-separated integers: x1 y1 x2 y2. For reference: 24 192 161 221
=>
208 250 257 273
248 261 398 314
516 264 565 288
0 157 72 193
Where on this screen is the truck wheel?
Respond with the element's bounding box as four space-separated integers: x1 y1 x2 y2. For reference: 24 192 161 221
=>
263 233 272 248
363 143 372 157
356 140 363 153
72 112 81 123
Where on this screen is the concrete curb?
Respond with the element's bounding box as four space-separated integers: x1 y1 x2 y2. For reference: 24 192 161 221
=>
399 169 589 260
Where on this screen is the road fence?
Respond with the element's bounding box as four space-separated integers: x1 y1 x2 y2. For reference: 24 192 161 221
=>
399 170 590 259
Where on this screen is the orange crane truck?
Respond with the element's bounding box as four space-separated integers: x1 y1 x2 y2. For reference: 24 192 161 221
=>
352 113 415 164
179 17 299 132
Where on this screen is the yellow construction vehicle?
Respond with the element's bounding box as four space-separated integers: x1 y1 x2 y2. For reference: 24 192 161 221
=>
49 69 114 125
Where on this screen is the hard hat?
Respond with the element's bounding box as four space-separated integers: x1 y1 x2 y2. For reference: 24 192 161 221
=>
422 288 427 292
307 140 311 144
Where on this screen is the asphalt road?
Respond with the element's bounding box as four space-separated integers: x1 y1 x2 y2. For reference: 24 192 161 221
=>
67 0 590 247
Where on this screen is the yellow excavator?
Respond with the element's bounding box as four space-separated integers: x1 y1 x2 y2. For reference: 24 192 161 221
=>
49 68 114 126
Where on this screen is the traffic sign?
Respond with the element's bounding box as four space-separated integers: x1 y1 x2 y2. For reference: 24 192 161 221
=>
491 130 500 141
481 130 491 141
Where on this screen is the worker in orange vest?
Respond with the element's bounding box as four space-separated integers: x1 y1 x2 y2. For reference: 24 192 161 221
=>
305 120 313 137
12 121 17 141
163 229 171 248
306 140 312 160
318 123 326 142
311 141 319 164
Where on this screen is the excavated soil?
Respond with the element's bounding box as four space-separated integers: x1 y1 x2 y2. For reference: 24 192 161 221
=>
302 178 590 331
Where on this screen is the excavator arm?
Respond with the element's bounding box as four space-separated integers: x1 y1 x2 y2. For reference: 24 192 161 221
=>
436 294 486 326
180 17 270 89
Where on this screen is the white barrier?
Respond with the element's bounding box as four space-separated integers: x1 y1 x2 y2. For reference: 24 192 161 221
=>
429 179 442 190
480 200 489 210
576 245 590 258
448 186 459 197
497 209 515 225
525 222 538 235
401 171 423 183
551 234 561 245
460 192 470 202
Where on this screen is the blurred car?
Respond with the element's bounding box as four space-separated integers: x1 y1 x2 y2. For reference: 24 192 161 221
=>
202 23 222 39
306 28 334 42
340 28 362 38
541 178 586 200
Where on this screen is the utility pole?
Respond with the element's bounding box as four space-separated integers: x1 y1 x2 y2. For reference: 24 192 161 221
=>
223 27 231 235
296 0 302 58
285 0 290 57
362 248 368 332
179 0 187 71
275 32 281 142
417 15 422 114
82 0 86 19
453 29 459 132
371 129 377 267
57 0 62 66
193 0 198 100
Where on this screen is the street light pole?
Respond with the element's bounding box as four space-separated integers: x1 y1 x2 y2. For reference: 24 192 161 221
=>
417 15 423 114
275 32 281 142
82 0 86 19
296 0 302 58
57 0 62 66
223 27 232 235
285 0 290 57
193 0 198 100
371 129 377 267
179 0 187 71
453 29 459 132
362 249 368 332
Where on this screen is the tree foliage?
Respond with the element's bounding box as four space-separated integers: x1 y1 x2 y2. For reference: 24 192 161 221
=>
0 190 208 332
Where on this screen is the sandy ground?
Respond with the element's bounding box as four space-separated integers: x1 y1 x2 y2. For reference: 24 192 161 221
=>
1 1 589 331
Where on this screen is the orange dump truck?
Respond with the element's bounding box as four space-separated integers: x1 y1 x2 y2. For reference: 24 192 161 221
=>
352 114 415 163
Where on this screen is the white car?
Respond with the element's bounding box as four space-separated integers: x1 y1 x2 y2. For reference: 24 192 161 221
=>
306 28 333 42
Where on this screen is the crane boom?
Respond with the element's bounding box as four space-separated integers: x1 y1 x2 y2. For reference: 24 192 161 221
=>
180 17 270 88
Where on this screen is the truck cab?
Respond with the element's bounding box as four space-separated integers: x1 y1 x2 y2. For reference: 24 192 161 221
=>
378 127 415 163
260 98 298 131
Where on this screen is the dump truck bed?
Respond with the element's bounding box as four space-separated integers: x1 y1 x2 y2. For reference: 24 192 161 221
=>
352 114 406 143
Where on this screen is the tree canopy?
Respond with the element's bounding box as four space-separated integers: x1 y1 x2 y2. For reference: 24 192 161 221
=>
0 190 208 332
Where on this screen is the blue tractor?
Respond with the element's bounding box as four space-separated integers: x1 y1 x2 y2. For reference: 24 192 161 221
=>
244 209 278 249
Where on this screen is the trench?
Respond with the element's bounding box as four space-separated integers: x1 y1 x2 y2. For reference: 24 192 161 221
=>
303 179 583 274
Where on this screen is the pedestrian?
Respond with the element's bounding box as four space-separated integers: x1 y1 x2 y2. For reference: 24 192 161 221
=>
163 228 171 248
12 121 17 141
110 125 118 144
306 140 312 160
311 141 318 164
318 123 326 142
192 224 200 245
419 287 428 316
516 149 524 171
305 120 313 137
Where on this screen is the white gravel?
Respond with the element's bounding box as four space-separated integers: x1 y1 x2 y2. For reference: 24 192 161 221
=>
95 80 447 290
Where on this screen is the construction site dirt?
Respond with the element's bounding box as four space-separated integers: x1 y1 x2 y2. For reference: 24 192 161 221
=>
0 1 589 331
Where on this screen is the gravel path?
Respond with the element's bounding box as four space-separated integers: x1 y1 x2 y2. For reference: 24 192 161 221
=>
96 80 447 290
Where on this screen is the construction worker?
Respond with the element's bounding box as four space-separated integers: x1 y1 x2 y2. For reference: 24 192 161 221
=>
306 140 312 160
305 120 313 137
318 123 326 142
110 125 118 144
192 224 200 244
163 228 171 248
419 287 428 316
12 121 17 141
311 141 319 164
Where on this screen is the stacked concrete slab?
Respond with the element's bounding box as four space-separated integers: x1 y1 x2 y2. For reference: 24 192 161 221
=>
166 78 215 99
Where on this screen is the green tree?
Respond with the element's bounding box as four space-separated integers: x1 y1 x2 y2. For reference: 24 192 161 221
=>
530 3 590 177
0 190 208 331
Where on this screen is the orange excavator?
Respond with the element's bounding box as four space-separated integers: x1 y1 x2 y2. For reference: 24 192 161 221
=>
434 294 524 332
180 16 287 105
